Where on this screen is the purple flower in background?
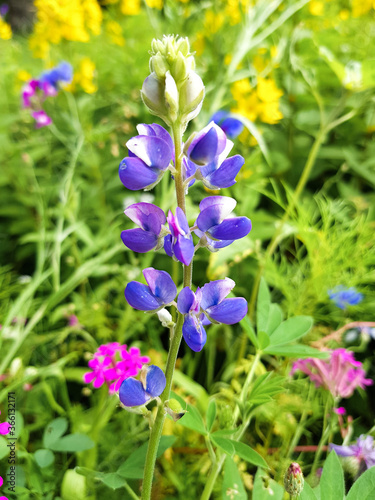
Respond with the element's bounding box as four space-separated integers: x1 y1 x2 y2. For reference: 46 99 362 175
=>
177 278 248 352
83 342 150 394
121 202 167 253
32 110 52 128
164 208 194 265
195 196 252 251
291 348 372 399
22 80 40 107
119 364 166 407
329 286 363 310
119 123 173 191
187 121 229 166
39 62 73 89
330 435 375 470
0 3 9 16
211 110 244 139
125 267 177 312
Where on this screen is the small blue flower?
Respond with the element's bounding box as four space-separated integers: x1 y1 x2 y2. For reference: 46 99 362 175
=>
119 365 166 407
177 278 248 352
328 286 363 310
187 121 228 166
121 202 167 253
211 110 244 139
164 208 194 266
119 123 173 191
125 267 177 312
39 62 73 89
195 196 251 251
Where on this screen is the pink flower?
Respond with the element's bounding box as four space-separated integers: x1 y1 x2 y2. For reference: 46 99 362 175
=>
334 407 346 415
83 342 150 394
291 348 372 399
0 411 10 435
32 110 52 128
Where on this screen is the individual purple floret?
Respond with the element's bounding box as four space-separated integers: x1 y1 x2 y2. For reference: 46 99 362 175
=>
330 435 375 470
121 202 167 253
119 123 173 191
177 278 248 352
32 110 52 128
164 208 194 266
195 196 251 251
211 110 244 139
197 153 245 190
187 122 229 166
22 80 40 108
328 286 363 310
119 365 166 407
125 267 177 312
0 4 9 16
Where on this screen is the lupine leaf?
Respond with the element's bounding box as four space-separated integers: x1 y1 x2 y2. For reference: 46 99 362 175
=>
222 456 247 500
267 316 313 346
320 451 345 500
257 278 271 334
206 400 217 432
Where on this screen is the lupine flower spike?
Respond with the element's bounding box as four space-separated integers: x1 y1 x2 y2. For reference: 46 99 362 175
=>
328 285 363 310
119 365 166 407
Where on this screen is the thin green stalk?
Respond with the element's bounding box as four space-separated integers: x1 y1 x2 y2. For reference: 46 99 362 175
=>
310 394 332 477
141 121 192 500
201 352 262 499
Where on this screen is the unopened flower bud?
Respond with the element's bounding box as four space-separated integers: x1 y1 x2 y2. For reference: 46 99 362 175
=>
284 463 304 497
157 308 174 327
165 399 187 421
141 73 170 123
179 71 205 123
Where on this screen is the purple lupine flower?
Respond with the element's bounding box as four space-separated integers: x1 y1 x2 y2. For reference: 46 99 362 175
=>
125 267 177 312
121 202 167 253
197 153 245 190
32 110 52 128
0 4 9 16
329 286 363 310
83 342 150 394
211 110 244 139
119 364 166 407
291 348 373 399
39 62 73 89
177 278 248 352
195 196 252 251
164 208 194 265
330 435 375 470
187 121 229 166
119 123 173 191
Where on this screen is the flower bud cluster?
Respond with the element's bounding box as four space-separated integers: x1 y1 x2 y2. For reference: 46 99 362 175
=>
141 35 204 127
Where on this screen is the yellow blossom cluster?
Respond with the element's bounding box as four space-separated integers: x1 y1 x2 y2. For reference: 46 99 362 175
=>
106 20 125 46
29 0 102 58
309 0 374 18
66 58 97 94
231 77 283 125
0 16 12 40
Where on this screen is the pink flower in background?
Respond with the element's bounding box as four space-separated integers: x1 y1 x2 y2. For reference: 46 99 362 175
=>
291 348 372 399
83 342 150 394
334 407 346 415
0 411 10 435
32 110 52 128
67 314 80 327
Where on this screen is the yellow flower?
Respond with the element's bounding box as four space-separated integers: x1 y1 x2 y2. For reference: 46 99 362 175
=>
17 70 32 82
0 16 12 40
120 0 141 15
145 0 163 9
203 10 224 34
68 58 97 94
339 9 350 20
193 32 205 57
352 0 374 17
309 1 324 16
256 77 283 103
106 20 125 46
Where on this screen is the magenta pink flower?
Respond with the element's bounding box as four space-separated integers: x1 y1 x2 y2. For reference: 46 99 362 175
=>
0 411 11 435
291 348 372 399
32 110 52 128
83 342 150 394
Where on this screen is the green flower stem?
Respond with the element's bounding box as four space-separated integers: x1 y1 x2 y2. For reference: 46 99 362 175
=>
141 121 192 500
310 394 333 478
201 351 262 500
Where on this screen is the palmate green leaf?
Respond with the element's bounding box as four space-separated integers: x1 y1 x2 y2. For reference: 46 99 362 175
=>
256 278 271 334
248 373 285 405
222 457 247 500
34 449 55 468
230 441 268 469
49 434 95 453
172 391 207 435
240 316 259 349
43 418 69 449
320 451 345 500
346 466 375 500
75 467 126 490
265 303 283 336
263 345 330 359
268 316 313 346
206 400 217 432
252 469 284 500
117 436 176 479
211 436 235 456
258 330 271 350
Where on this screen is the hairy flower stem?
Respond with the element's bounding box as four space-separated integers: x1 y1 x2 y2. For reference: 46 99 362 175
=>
141 121 192 500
